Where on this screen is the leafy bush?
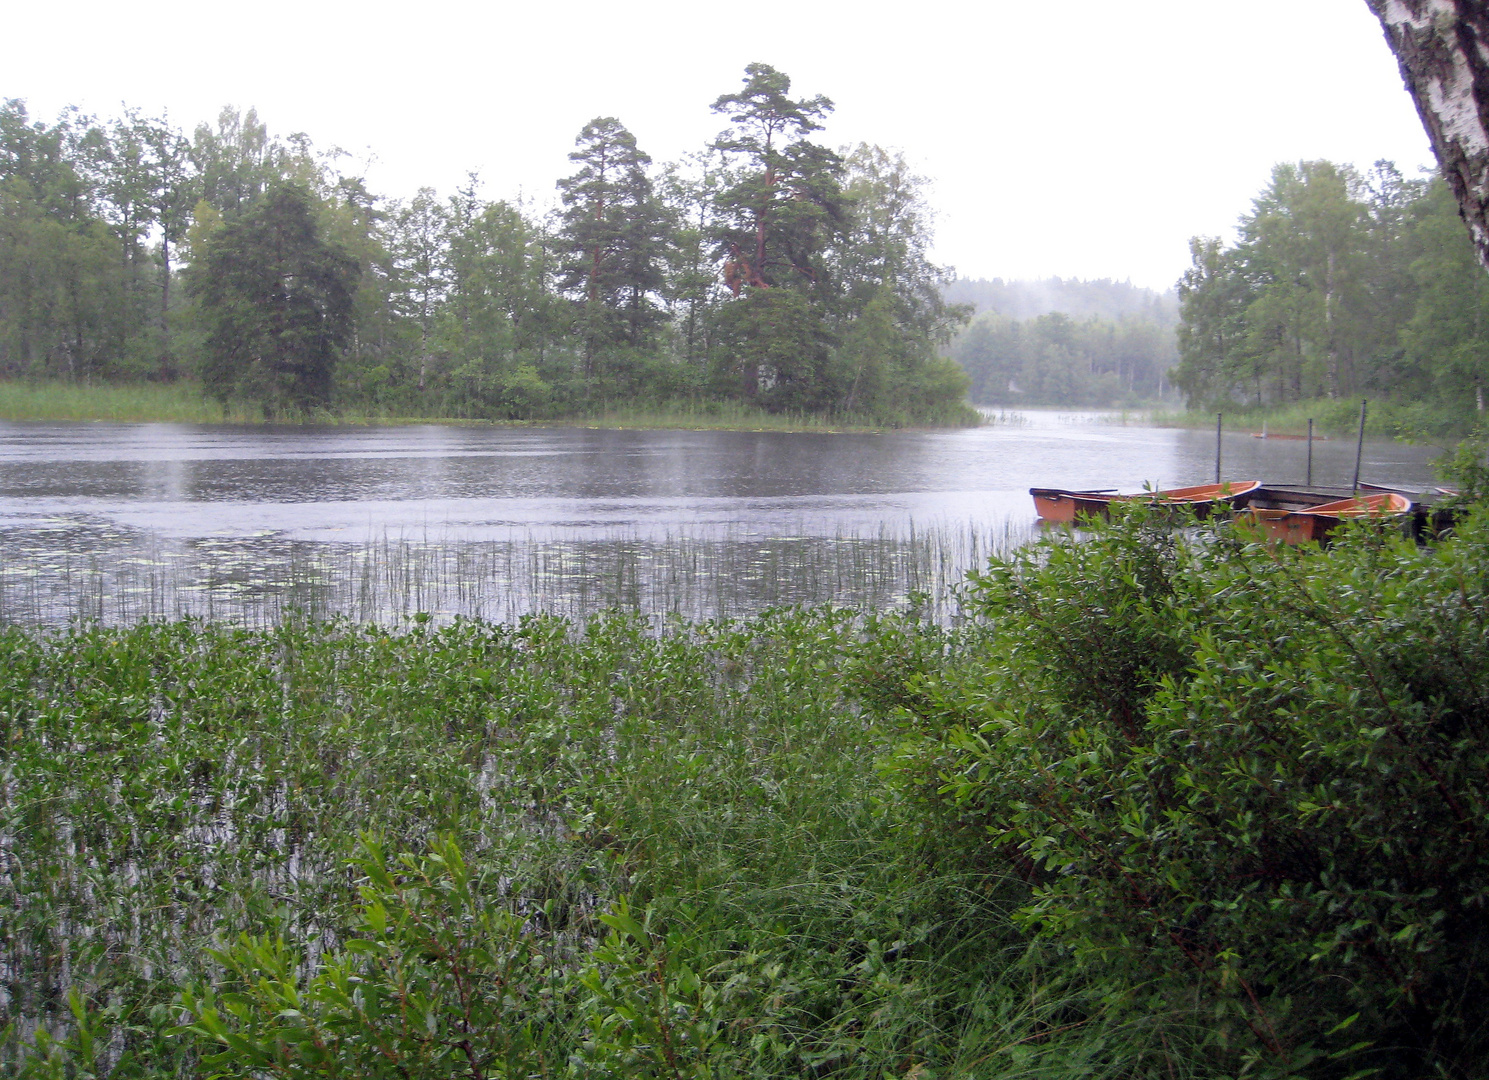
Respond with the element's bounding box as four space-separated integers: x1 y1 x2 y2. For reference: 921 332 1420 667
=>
870 509 1489 1077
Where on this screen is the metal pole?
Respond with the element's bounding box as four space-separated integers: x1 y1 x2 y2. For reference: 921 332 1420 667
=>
1352 399 1367 494
1306 418 1313 486
1215 412 1222 484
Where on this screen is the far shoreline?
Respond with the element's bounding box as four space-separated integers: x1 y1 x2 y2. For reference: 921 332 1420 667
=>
0 379 984 435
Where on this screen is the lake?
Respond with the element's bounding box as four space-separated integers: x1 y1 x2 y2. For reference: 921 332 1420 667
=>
0 412 1443 625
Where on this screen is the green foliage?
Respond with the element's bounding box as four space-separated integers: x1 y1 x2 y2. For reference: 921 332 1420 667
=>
0 607 1192 1079
555 117 673 365
0 377 261 421
1436 429 1489 506
2 81 979 429
1401 180 1489 414
1175 160 1489 429
712 287 833 410
871 508 1489 1077
178 836 565 1078
190 183 359 416
709 62 842 299
0 100 150 381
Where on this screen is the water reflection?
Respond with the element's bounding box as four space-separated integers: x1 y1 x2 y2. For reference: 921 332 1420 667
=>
0 413 1446 626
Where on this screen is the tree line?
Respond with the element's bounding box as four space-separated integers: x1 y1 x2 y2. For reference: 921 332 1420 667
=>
0 64 975 424
944 276 1178 325
1175 159 1489 424
951 308 1178 407
945 277 1178 408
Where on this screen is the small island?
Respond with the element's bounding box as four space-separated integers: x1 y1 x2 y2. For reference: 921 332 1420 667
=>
0 65 977 430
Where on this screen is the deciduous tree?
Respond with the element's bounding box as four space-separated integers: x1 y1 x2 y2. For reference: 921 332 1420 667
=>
1367 1 1489 268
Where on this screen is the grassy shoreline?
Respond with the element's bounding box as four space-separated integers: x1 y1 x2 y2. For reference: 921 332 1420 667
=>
1145 396 1475 440
0 380 982 433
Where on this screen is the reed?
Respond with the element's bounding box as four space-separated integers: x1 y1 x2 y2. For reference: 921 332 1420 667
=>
0 521 1035 630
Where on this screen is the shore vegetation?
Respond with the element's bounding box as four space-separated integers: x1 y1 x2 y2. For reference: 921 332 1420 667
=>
1175 164 1489 435
1146 395 1459 440
7 475 1489 1077
0 378 977 430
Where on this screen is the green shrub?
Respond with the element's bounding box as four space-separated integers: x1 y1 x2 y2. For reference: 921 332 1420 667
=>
870 508 1489 1077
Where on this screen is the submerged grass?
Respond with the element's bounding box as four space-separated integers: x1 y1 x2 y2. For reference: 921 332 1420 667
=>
0 610 1209 1078
0 522 1030 629
6 508 1483 1075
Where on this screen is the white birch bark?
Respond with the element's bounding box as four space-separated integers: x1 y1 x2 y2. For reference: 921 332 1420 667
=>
1368 0 1489 268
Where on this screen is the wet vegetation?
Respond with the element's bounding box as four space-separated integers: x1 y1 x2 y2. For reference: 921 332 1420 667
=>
0 381 955 431
5 493 1489 1078
1175 164 1489 435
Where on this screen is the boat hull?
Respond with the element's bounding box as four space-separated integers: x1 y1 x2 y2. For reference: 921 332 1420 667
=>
1242 492 1414 545
1030 488 1118 523
1031 481 1262 523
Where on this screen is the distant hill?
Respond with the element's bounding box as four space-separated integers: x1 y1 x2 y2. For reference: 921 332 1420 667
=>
943 276 1179 327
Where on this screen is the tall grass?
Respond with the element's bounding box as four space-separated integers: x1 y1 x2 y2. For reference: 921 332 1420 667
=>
0 381 986 431
540 399 949 432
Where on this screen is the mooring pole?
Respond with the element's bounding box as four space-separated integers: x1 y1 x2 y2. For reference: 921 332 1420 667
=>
1352 399 1367 494
1306 418 1314 486
1215 412 1223 484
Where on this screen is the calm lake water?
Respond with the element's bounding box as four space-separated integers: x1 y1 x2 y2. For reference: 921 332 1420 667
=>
0 412 1444 625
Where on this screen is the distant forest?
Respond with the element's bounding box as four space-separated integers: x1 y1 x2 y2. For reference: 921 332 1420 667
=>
1175 160 1489 429
956 154 1489 424
0 65 976 425
944 276 1178 325
947 277 1179 407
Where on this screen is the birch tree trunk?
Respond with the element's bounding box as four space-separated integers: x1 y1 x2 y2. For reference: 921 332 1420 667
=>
1367 1 1489 268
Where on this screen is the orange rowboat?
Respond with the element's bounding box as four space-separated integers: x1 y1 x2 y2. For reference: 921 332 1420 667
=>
1030 488 1119 523
1244 492 1414 545
1031 481 1262 524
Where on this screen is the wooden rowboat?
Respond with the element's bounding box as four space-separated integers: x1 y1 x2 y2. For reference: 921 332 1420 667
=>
1244 491 1414 544
1030 488 1119 523
1031 480 1262 524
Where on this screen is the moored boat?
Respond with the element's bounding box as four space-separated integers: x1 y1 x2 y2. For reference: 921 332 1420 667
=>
1031 480 1262 523
1029 488 1119 523
1244 491 1414 545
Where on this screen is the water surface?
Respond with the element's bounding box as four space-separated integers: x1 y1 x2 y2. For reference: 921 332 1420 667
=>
0 413 1443 624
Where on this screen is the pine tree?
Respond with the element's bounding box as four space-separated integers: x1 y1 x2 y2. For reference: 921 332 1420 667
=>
554 117 671 371
191 183 358 416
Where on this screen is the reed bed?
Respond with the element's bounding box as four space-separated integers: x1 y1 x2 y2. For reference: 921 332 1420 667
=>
0 521 1034 630
0 381 986 431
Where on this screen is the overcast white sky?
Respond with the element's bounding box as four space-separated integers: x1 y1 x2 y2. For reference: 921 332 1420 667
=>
7 0 1434 292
